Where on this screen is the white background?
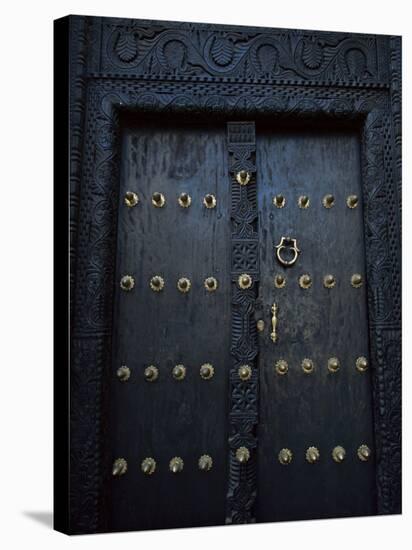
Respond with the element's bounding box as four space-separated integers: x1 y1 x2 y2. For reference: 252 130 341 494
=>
0 0 410 547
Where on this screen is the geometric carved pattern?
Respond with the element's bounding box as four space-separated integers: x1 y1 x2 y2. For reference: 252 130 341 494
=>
226 122 258 524
232 240 259 274
68 15 401 532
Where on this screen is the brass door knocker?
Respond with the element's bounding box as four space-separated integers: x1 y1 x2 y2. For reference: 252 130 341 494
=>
275 237 300 267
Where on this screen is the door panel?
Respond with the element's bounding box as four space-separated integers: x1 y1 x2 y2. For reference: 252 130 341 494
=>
255 125 376 521
108 117 377 530
110 116 230 530
63 18 401 535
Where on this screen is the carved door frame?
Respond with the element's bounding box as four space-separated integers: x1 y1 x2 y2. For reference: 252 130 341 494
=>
55 15 401 533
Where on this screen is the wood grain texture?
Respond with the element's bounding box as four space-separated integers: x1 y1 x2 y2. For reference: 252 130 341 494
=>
109 116 230 530
256 124 376 521
63 15 401 534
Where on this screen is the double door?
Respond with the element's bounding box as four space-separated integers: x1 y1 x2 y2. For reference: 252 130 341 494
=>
109 116 375 531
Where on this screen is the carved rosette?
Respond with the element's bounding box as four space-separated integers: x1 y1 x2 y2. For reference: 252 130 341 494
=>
226 122 258 524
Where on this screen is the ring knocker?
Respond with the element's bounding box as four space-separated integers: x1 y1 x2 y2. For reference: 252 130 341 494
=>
275 237 300 267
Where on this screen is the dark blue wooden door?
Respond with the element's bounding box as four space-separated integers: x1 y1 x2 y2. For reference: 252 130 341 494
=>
255 123 376 521
110 115 231 530
108 117 376 530
59 16 401 535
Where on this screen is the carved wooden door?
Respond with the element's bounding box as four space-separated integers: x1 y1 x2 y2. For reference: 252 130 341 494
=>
107 119 376 529
255 122 376 521
109 115 231 531
58 15 401 535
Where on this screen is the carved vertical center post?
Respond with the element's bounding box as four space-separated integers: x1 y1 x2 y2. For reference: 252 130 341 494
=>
226 122 259 524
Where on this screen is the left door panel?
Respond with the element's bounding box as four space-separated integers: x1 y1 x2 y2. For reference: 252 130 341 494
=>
109 115 231 531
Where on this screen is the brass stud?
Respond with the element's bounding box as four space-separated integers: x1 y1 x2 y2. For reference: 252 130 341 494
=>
200 363 214 380
235 446 250 464
238 364 252 381
172 364 186 381
150 275 165 292
112 458 128 476
299 274 312 289
141 457 156 475
124 191 139 207
306 446 320 464
332 446 346 463
256 319 265 332
236 170 252 186
198 454 213 472
169 456 184 474
356 356 368 373
274 274 286 288
116 365 131 382
144 365 159 382
204 277 218 292
177 277 191 293
323 274 336 289
178 192 191 208
273 194 286 208
238 273 252 289
275 359 288 376
203 194 216 209
328 357 340 373
301 358 314 374
120 274 135 291
278 448 293 465
347 194 359 209
152 192 165 207
351 273 363 288
322 194 335 208
298 195 310 209
357 444 372 462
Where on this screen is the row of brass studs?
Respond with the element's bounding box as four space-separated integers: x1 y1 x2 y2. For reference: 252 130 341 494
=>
113 445 371 476
117 363 215 382
112 454 214 477
126 191 358 210
117 357 368 382
277 444 371 465
124 191 217 209
274 273 363 289
149 274 252 291
273 194 359 209
120 273 363 292
120 275 219 292
274 356 368 375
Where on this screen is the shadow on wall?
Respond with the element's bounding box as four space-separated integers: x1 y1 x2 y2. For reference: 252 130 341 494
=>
23 511 53 529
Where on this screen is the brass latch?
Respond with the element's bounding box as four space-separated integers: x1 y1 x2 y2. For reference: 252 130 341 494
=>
271 303 278 343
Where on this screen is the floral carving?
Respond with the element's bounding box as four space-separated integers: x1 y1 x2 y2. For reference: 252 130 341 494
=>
226 122 258 524
302 39 323 69
210 36 234 66
97 22 387 86
115 32 138 62
68 16 401 533
345 47 368 78
255 44 279 76
158 39 188 71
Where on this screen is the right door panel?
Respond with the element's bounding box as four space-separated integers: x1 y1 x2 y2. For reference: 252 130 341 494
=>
256 124 377 521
